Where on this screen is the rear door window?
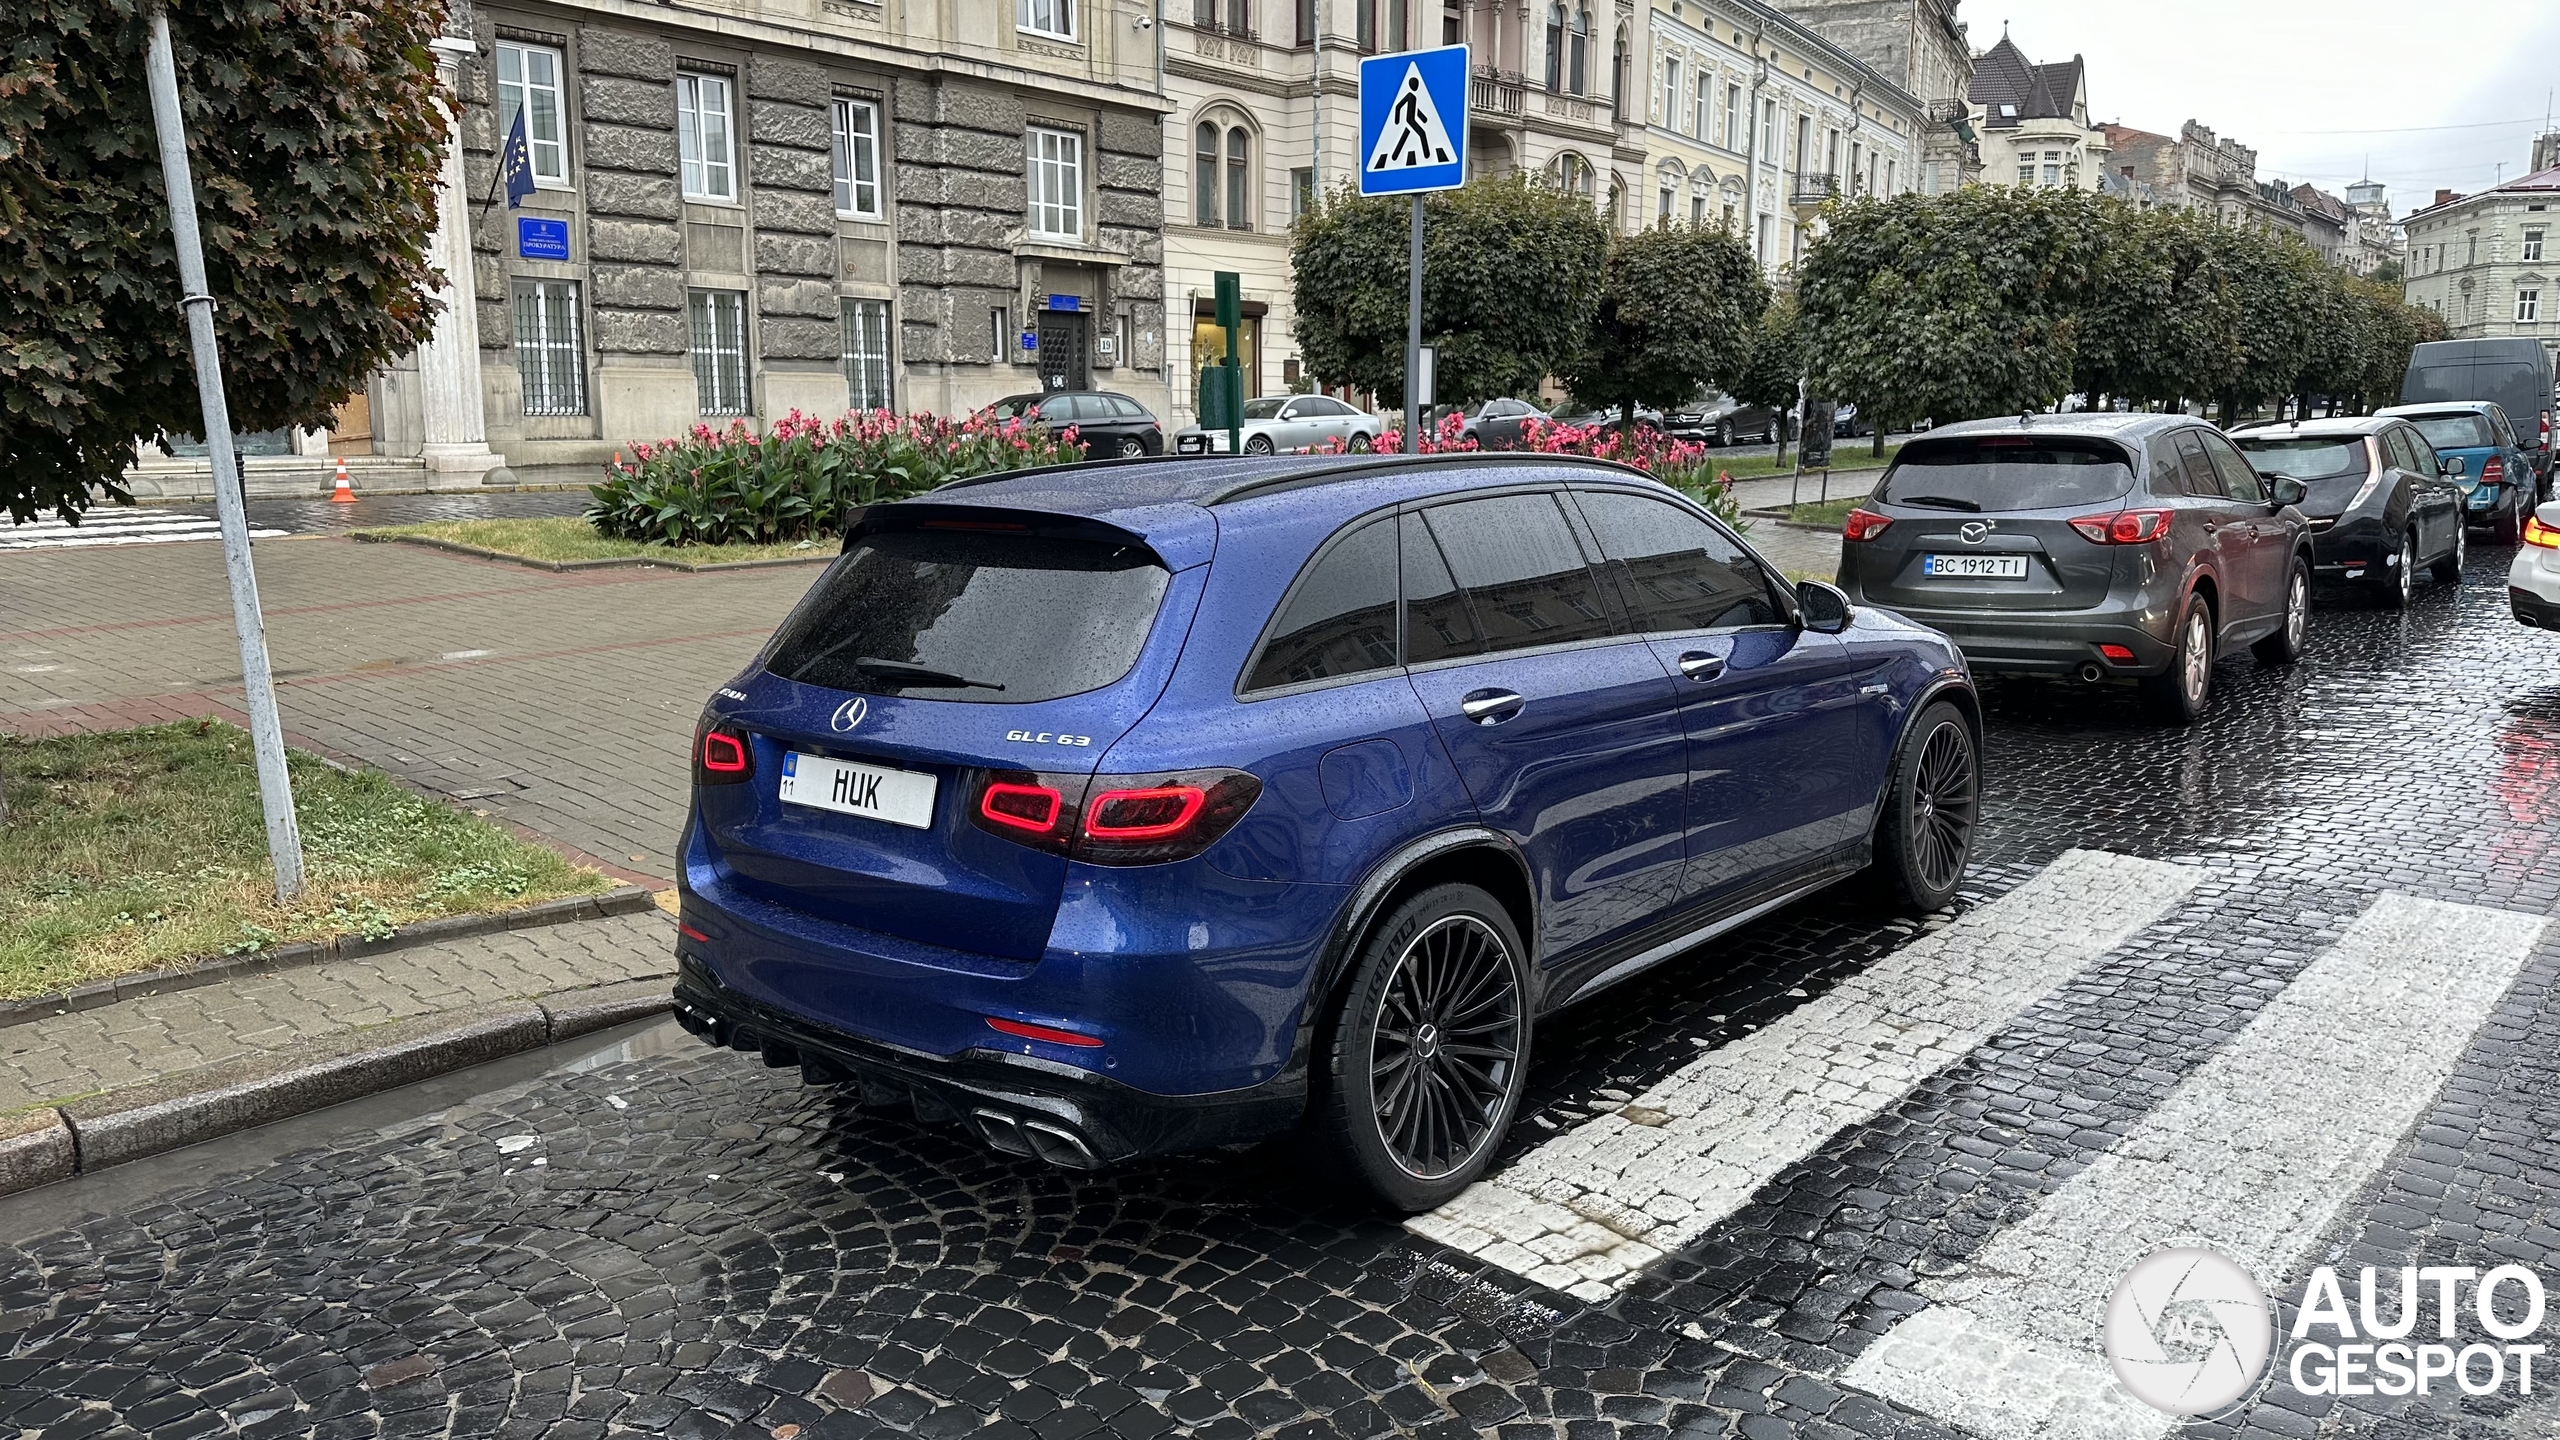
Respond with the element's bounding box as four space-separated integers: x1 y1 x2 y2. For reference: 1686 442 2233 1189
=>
2390 429 2431 474
1574 490 1782 632
1422 493 1617 654
1241 518 1400 692
767 527 1170 703
1880 437 2137 512
1401 513 1483 665
2201 433 2266 503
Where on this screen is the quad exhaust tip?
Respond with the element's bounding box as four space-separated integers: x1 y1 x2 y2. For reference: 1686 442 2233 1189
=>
972 1108 1101 1169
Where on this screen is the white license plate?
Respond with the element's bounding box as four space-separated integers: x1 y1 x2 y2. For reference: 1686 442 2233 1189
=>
1922 553 2030 579
778 751 938 829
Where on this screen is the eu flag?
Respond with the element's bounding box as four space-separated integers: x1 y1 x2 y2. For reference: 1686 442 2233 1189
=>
498 106 536 209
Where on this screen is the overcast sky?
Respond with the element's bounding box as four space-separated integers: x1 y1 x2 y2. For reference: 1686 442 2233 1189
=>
1977 0 2560 213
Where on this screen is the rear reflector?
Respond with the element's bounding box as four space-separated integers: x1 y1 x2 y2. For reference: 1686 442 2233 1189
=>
2068 509 2173 545
678 922 710 943
2524 515 2560 549
986 1016 1104 1047
2098 644 2136 663
1842 508 1894 542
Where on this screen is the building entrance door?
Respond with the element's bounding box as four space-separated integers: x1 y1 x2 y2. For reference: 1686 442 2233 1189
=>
1037 311 1090 390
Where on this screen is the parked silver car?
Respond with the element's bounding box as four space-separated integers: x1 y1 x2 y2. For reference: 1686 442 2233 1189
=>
1174 394 1379 454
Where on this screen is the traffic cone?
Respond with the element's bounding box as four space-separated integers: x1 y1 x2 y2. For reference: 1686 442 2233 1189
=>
329 459 355 503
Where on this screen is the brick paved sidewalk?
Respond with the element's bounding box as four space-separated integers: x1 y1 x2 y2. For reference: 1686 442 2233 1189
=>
0 910 673 1116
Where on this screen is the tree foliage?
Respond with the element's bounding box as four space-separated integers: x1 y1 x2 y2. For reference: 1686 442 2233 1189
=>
1 0 451 522
1290 178 1608 408
1561 221 1766 418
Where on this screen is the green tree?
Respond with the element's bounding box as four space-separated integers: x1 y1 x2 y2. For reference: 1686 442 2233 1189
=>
1796 187 2109 435
2209 226 2327 423
1561 221 1766 421
2 0 452 523
1731 295 1804 464
1291 177 1608 408
2075 205 2241 412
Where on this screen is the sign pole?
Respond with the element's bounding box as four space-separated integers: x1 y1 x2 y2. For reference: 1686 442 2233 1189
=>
1406 195 1424 454
145 10 305 902
1356 41 1467 455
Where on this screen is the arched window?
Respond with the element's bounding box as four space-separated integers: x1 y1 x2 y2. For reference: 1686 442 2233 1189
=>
1568 8 1589 95
1544 152 1595 199
1193 118 1253 230
1195 121 1220 226
1544 4 1564 92
1226 126 1251 231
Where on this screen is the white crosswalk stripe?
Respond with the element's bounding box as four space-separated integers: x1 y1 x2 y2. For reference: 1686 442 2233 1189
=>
0 511 285 550
1841 892 2551 1440
1409 849 2205 1300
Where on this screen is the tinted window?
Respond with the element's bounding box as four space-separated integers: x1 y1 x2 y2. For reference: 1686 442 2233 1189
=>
1110 396 1149 419
1402 513 1483 665
2169 432 2224 501
1575 491 1781 631
1314 398 1356 418
2148 443 2187 498
2202 434 2266 504
2231 434 2368 482
768 528 1169 704
2405 412 2497 449
2389 429 2431 474
1424 494 1616 654
1242 519 1399 692
1880 437 2138 512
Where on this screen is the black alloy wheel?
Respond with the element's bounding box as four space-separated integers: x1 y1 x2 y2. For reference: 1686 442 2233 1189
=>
1317 884 1530 1210
1871 702 1978 912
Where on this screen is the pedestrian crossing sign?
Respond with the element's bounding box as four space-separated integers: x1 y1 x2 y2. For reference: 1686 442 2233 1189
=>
1357 45 1468 196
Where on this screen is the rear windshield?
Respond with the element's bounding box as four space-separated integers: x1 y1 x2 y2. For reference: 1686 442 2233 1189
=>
2404 413 2496 450
2230 435 2369 481
766 529 1170 703
1878 437 2136 512
2406 359 2545 410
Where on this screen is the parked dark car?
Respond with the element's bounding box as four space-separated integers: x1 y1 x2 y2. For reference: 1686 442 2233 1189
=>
2229 416 2465 607
1668 393 1793 447
2377 401 2540 541
984 391 1163 458
1834 415 2313 725
2401 338 2553 487
673 452 1981 1208
1449 398 1547 449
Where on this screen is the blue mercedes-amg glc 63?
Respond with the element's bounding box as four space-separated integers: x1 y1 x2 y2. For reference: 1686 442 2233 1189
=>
672 453 1980 1210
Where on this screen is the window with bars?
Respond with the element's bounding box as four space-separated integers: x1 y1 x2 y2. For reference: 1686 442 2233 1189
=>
512 280 586 415
832 98 882 217
1027 126 1084 240
842 298 893 411
688 289 749 415
677 72 735 202
495 42 569 184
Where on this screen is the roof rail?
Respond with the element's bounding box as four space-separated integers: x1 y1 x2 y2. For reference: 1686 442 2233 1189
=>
1202 451 1651 506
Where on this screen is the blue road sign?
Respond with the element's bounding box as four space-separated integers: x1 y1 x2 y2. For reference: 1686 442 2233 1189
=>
1357 44 1468 196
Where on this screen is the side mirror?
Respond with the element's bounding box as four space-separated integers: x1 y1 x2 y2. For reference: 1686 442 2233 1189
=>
2267 475 2307 508
1796 580 1853 635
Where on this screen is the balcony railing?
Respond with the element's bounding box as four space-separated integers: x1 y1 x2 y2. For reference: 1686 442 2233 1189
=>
1471 67 1525 117
1791 172 1839 204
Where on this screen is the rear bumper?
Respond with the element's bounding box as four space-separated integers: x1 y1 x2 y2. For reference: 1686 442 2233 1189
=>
1863 602 2176 677
2508 544 2560 627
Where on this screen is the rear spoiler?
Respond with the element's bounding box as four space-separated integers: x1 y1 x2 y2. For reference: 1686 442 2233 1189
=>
841 503 1162 561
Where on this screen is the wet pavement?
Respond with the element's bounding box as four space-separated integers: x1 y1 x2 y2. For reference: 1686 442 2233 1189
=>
7 543 2560 1439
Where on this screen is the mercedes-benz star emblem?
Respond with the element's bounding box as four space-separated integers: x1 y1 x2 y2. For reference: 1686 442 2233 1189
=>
1960 522 1993 545
830 697 869 733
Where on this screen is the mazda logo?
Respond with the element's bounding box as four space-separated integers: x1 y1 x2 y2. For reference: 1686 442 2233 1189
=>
1960 521 1994 545
830 697 869 733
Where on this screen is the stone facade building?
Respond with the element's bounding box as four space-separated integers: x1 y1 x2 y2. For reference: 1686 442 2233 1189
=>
2402 140 2560 367
1963 30 2105 194
2099 121 2299 237
1762 0 1979 194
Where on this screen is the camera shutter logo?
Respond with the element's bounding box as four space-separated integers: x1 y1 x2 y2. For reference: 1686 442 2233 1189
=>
2105 1246 2275 1416
831 697 869 733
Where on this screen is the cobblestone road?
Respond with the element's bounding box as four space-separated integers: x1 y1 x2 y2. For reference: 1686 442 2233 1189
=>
8 538 2560 1440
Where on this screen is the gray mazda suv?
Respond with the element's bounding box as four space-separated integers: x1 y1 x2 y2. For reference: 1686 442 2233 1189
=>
1834 415 2313 724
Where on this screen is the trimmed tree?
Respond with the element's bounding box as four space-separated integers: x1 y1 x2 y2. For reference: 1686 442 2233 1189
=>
2 0 452 523
2075 204 2242 413
1731 294 1804 465
1561 221 1767 422
1291 177 1609 409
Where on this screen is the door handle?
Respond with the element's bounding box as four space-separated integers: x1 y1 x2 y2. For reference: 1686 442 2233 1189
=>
1459 689 1525 724
1860 682 1890 697
1677 652 1726 682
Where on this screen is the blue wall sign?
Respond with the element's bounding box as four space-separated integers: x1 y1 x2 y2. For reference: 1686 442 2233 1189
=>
1045 294 1082 312
1357 45 1469 197
517 217 571 260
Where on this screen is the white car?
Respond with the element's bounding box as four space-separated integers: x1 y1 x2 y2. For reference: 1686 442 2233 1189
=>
1174 394 1379 454
2508 499 2560 629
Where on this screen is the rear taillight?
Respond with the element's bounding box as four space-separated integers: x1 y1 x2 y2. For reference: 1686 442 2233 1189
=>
968 769 1084 855
2484 456 2506 486
694 716 754 785
2525 515 2560 549
1842 508 1894 542
2068 509 2173 545
2541 411 2551 449
966 767 1261 865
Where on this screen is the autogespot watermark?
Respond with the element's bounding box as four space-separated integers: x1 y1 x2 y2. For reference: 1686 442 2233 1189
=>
2100 1246 2554 1420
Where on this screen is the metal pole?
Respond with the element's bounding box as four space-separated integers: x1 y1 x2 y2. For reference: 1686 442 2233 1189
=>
1406 193 1424 453
145 11 305 902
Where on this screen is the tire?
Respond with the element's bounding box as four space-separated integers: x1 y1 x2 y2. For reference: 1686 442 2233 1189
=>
2430 520 2466 583
2382 533 2416 611
1717 421 1734 447
2140 592 2215 726
2498 500 2525 545
1244 433 1275 456
1313 884 1531 1212
1869 702 1979 914
2253 557 2310 664
1114 436 1145 458
1348 432 1373 453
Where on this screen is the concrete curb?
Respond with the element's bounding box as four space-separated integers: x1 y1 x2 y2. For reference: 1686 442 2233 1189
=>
1 977 675 1197
0 886 658 1031
351 531 835 574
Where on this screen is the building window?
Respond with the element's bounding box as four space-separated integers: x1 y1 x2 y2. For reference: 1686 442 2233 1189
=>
991 305 1010 361
2041 150 2061 186
1794 115 1811 172
2522 289 2544 325
1658 179 1673 223
1886 159 1896 194
494 42 568 185
512 280 585 415
1194 121 1249 228
688 289 749 415
1226 126 1250 231
1356 0 1375 50
1760 99 1776 160
1194 122 1220 226
1291 166 1314 222
1385 0 1405 48
2017 160 2036 187
1724 84 1740 150
1296 0 1314 46
1693 76 1709 139
830 98 883 218
1569 9 1590 96
1019 0 1075 38
1756 212 1773 263
842 298 893 411
1027 126 1084 240
1661 59 1678 129
676 72 735 202
2527 226 2548 262
1691 192 1706 225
